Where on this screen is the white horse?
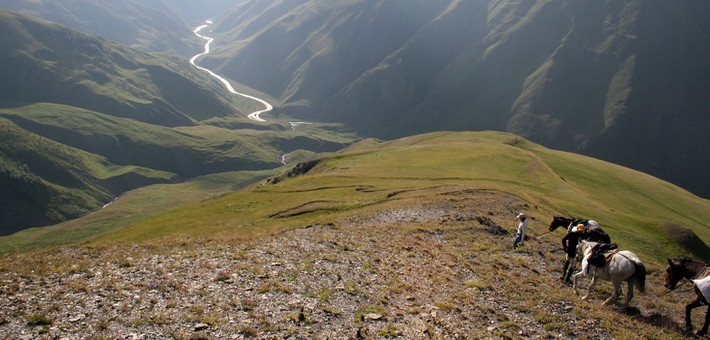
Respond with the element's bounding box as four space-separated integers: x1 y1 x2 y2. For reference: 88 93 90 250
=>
572 240 646 307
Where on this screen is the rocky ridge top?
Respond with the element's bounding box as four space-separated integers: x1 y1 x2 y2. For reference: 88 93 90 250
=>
0 193 684 339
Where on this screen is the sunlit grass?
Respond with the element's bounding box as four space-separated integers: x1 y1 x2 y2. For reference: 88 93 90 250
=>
73 131 710 267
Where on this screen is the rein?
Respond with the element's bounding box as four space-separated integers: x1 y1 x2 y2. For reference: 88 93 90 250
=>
665 265 710 295
535 230 554 239
665 278 695 295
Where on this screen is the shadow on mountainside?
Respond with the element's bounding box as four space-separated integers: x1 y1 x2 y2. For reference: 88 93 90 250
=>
662 223 710 260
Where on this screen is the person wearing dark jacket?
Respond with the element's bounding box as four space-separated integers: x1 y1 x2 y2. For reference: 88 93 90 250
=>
560 224 585 282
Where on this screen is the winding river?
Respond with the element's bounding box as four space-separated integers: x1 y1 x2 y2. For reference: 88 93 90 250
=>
189 21 272 122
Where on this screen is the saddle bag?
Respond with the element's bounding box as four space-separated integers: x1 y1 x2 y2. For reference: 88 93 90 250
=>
588 249 619 267
588 253 607 267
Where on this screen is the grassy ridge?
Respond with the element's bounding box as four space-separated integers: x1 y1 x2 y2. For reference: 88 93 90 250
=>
2 130 707 338
0 170 276 254
0 117 176 234
0 103 357 177
0 101 359 233
0 103 280 174
90 131 710 265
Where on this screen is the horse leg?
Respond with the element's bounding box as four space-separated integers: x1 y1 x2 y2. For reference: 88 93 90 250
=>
572 271 583 295
602 279 621 306
696 305 710 336
561 258 570 280
582 276 596 302
565 265 574 283
685 296 703 333
624 278 634 308
563 258 575 283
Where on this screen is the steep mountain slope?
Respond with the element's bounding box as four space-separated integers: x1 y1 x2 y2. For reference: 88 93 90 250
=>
0 117 173 235
0 0 201 56
0 10 360 233
205 0 710 198
0 10 240 126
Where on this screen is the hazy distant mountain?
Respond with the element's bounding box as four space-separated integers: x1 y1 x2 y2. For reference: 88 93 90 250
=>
0 0 201 56
203 0 710 198
161 0 241 26
0 10 243 126
0 10 356 234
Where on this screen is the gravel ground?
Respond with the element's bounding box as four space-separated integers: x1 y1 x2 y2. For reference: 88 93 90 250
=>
0 191 665 339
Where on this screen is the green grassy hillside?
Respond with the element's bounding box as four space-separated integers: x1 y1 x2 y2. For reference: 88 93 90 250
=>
2 131 707 339
0 102 358 234
0 117 175 235
0 10 361 233
0 169 276 254
0 10 239 126
89 131 709 264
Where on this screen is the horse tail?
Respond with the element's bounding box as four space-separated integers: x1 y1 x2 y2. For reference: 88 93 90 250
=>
632 260 647 294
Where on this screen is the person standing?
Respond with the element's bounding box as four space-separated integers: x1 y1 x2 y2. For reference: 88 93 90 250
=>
561 224 585 282
513 213 528 248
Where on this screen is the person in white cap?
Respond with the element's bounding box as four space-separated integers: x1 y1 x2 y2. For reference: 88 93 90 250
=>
513 212 528 248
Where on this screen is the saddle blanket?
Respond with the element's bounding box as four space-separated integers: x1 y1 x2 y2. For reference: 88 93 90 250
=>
603 249 619 262
694 275 710 301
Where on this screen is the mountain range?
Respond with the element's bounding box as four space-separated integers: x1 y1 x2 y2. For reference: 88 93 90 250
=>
202 0 710 198
1 2 709 337
0 9 356 234
1 0 709 235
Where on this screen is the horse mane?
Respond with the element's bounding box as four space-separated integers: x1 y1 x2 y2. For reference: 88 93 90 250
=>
577 240 598 255
672 257 703 266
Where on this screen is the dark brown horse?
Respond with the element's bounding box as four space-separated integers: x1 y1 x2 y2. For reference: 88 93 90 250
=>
665 257 710 335
549 216 611 243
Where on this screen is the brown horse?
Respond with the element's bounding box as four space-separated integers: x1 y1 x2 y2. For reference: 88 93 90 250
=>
550 216 612 282
548 216 611 243
665 257 710 335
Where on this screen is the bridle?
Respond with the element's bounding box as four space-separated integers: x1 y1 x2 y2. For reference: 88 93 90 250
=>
664 264 708 294
665 278 693 294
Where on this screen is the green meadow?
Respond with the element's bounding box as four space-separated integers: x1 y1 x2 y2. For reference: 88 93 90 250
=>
2 130 708 339
19 130 701 266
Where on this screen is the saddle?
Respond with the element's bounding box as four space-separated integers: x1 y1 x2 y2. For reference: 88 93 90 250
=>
587 243 619 267
604 249 619 262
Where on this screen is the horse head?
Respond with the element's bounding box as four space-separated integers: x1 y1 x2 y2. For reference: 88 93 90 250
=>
549 216 570 232
665 258 687 290
576 240 597 261
664 257 707 290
